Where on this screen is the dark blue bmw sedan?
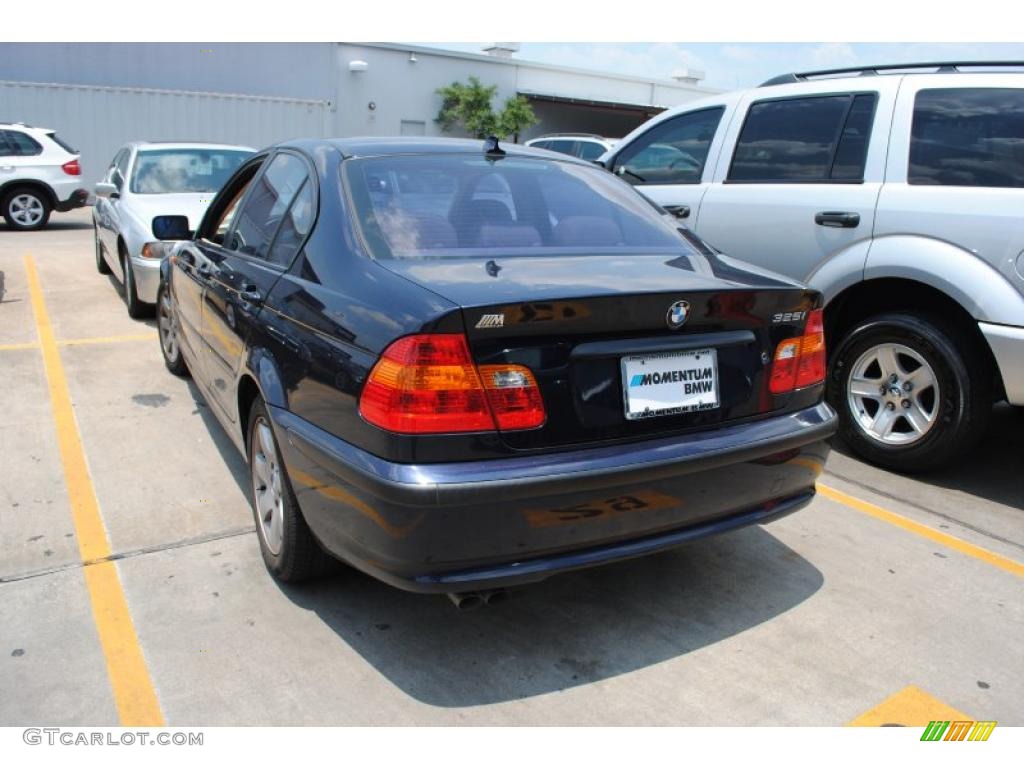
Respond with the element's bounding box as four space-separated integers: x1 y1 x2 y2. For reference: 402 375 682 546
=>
153 137 835 606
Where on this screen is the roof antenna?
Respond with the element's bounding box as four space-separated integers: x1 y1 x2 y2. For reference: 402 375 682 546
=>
483 135 506 159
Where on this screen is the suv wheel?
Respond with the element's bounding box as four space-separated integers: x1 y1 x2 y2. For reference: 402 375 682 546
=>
247 398 338 582
2 187 51 231
828 312 992 473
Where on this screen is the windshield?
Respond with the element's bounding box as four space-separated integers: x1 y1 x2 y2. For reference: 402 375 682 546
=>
130 148 251 195
344 154 691 260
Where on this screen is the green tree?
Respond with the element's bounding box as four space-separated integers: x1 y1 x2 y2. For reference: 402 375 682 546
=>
435 77 537 140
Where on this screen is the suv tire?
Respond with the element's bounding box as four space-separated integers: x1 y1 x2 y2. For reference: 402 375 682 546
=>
247 397 338 582
2 187 51 231
828 312 992 473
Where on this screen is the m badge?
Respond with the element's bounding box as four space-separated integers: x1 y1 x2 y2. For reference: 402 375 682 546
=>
475 314 505 329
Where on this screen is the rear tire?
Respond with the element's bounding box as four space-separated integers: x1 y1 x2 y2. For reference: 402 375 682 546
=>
827 312 992 473
2 187 51 231
95 225 111 274
157 283 188 377
247 398 337 582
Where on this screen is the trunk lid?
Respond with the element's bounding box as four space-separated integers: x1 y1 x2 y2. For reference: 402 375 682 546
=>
381 253 818 450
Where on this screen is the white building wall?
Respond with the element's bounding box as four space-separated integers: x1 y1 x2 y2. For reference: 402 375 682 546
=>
0 80 330 183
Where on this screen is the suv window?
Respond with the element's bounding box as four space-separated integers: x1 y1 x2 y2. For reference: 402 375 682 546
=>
546 140 577 156
909 88 1024 188
0 130 42 157
729 94 878 183
613 107 724 185
227 152 311 264
577 141 607 161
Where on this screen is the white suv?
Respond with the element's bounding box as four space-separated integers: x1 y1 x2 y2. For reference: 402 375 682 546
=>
604 62 1024 472
0 122 88 230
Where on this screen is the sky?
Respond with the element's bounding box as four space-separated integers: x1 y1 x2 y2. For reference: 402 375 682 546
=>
421 43 1024 91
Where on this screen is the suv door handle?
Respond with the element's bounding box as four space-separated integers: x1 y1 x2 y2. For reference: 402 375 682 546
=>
664 204 691 219
815 211 860 228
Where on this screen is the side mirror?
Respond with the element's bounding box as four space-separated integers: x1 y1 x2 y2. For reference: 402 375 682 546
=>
95 182 119 199
590 159 606 168
152 215 192 241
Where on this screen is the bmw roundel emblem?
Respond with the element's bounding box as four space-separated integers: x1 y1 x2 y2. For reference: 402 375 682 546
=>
666 300 690 330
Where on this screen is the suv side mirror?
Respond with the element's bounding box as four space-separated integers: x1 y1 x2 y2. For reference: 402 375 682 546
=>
94 182 119 199
152 215 192 241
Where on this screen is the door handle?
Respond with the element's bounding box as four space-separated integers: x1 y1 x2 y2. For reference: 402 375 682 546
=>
196 264 212 278
664 204 691 219
815 211 860 228
239 286 263 305
0 166 14 172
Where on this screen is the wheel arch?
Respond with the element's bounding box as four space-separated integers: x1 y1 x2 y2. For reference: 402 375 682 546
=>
826 277 1004 400
0 179 57 208
237 348 289 451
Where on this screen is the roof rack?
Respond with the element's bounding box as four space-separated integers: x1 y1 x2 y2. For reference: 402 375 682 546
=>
760 61 1024 87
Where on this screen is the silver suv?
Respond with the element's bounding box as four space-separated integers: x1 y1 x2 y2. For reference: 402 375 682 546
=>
0 122 87 230
604 62 1024 472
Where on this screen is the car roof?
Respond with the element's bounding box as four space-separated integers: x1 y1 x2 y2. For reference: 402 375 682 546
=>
279 136 595 165
130 141 255 152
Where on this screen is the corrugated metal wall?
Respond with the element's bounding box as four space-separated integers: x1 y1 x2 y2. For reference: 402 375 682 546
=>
0 80 331 184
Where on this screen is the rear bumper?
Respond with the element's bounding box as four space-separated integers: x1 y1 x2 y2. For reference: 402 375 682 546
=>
980 321 1024 406
272 403 836 593
54 187 88 212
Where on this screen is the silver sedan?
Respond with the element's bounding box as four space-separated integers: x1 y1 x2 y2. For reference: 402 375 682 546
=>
92 142 252 317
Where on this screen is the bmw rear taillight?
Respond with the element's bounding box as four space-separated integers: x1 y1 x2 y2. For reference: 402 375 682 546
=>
61 159 81 176
359 334 546 434
769 309 826 394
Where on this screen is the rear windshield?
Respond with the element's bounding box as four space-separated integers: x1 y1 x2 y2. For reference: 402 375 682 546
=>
47 132 78 154
130 148 251 195
344 154 690 260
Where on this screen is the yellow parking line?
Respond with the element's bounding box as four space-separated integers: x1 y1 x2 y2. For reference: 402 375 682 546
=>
0 341 39 351
24 255 164 727
848 685 970 727
59 332 157 347
818 483 1024 579
0 332 157 352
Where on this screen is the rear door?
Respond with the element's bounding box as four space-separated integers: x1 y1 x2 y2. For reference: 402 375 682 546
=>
873 75 1024 294
696 81 897 283
200 150 315 420
608 103 732 224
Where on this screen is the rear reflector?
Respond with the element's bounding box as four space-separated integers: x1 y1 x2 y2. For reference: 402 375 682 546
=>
61 159 81 176
359 334 545 434
769 309 826 394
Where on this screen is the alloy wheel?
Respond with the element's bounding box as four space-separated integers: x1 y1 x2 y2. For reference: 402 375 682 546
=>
158 289 179 360
251 418 285 556
846 342 940 445
9 194 44 227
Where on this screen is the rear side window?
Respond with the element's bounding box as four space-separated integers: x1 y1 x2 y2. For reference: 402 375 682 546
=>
345 154 691 261
728 94 877 183
909 88 1024 188
545 140 577 156
0 130 42 156
228 152 311 265
577 141 606 161
47 133 78 154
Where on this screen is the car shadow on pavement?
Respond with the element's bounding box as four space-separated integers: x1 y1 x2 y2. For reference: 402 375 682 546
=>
281 525 823 708
184 377 250 492
829 402 1024 512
